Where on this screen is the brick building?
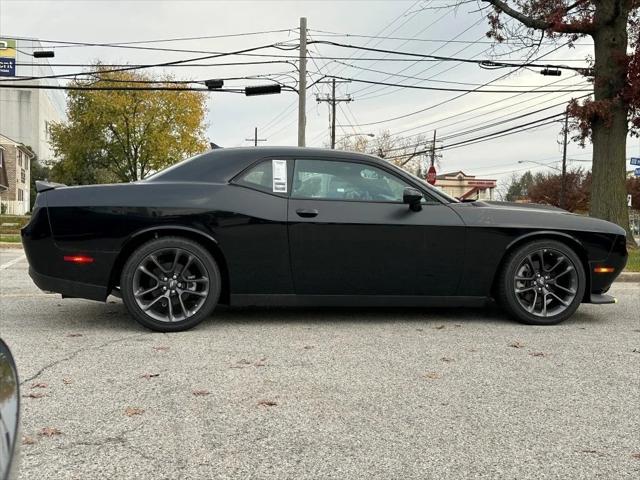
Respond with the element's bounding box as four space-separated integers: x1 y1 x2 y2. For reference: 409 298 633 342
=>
0 134 34 215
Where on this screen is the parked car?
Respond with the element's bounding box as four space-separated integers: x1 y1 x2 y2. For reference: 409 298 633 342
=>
22 147 627 332
0 339 20 480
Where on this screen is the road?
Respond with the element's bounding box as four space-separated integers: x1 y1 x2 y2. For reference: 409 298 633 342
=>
1 248 639 479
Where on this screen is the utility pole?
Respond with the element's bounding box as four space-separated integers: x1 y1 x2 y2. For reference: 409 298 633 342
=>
245 127 267 147
560 108 568 210
316 78 352 149
298 17 307 147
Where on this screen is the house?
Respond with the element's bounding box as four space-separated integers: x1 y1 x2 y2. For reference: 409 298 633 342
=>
0 134 35 215
435 171 497 201
0 146 8 194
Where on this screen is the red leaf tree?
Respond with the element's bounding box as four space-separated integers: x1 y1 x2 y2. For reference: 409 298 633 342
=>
483 0 639 245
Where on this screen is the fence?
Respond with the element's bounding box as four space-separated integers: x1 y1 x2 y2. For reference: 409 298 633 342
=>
0 200 28 215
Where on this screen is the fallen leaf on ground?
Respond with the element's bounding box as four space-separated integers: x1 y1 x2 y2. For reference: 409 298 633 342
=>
22 435 36 445
24 392 46 399
529 351 547 357
434 325 445 330
257 399 277 407
254 357 268 367
454 324 462 328
152 346 169 352
237 359 251 365
632 348 640 353
39 427 62 437
581 449 600 454
303 345 315 349
422 372 441 380
124 407 145 417
631 452 640 460
192 389 210 396
440 357 454 363
66 333 83 338
62 378 73 385
469 348 478 352
140 373 160 379
509 341 525 348
31 382 48 388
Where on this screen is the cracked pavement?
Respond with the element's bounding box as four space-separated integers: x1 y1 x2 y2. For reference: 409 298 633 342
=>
1 248 639 479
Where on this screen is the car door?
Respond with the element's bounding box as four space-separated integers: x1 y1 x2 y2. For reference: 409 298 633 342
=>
287 158 465 296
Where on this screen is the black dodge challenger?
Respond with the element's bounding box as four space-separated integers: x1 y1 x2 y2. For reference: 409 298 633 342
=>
22 147 627 332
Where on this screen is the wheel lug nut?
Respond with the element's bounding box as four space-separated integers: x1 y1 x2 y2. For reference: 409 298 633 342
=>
163 286 167 291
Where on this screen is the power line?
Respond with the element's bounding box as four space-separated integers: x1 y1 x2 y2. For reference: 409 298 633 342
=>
6 29 297 49
307 28 594 46
317 75 590 94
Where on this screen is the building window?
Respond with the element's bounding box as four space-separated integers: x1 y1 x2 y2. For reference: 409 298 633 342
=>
18 152 22 168
0 148 3 168
21 169 26 184
18 189 23 202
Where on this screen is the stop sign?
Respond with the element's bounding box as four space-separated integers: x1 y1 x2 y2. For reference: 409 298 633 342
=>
426 165 437 185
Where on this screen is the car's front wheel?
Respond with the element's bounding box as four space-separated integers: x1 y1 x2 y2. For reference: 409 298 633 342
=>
121 236 221 332
498 239 586 325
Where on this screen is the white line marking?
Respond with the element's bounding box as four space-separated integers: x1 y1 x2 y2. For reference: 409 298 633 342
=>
0 254 26 270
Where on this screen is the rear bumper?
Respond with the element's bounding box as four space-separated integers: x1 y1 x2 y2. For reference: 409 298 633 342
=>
29 267 108 301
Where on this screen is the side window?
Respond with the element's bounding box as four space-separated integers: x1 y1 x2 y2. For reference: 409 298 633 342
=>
235 159 288 195
292 159 412 203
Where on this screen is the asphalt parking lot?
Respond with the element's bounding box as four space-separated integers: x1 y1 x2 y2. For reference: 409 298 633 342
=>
1 248 639 479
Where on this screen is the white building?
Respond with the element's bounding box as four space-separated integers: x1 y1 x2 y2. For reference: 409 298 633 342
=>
0 38 66 164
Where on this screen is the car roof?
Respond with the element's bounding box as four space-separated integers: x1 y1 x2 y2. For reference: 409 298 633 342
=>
146 146 386 183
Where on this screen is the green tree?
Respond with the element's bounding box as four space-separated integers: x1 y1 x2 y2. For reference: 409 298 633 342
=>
49 66 208 184
27 147 50 208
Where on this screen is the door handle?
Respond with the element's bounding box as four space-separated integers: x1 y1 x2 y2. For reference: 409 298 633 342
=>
296 208 319 218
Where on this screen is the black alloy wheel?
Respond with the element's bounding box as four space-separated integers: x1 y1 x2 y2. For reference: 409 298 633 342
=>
121 237 220 332
498 239 586 325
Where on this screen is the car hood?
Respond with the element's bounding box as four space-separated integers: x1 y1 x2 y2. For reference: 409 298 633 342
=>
451 200 627 236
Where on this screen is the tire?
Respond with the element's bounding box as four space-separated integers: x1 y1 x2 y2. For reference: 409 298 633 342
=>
120 236 221 332
497 239 586 325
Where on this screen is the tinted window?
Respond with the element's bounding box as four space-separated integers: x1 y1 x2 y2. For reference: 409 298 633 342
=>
292 159 411 202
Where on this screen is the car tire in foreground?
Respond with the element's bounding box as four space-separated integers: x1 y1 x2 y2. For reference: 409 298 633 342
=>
498 239 586 325
121 236 221 332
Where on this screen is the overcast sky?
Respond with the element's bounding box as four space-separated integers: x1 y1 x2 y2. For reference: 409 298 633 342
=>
1 0 638 184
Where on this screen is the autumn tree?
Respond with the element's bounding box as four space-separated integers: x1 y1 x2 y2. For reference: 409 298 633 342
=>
334 130 432 177
481 0 639 244
527 168 592 210
50 66 208 184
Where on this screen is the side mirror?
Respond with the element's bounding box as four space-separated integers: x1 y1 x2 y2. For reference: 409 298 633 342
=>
0 339 20 480
403 187 423 211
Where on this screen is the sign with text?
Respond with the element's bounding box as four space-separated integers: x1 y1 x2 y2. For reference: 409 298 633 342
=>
0 39 16 77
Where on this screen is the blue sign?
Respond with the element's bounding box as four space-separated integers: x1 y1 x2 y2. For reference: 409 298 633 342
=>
631 157 640 166
0 57 15 77
635 167 640 176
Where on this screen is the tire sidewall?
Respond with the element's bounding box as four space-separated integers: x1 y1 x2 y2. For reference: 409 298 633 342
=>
121 237 221 332
502 240 586 325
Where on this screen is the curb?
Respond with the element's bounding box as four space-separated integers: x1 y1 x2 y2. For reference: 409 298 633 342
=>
616 272 640 283
0 243 23 249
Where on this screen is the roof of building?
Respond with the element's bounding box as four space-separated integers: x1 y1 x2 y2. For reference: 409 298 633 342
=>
436 170 472 179
0 134 36 157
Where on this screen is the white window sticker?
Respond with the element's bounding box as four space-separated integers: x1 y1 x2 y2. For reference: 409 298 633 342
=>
272 159 287 193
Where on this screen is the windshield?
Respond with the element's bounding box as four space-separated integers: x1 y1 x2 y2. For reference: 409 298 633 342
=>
404 170 459 203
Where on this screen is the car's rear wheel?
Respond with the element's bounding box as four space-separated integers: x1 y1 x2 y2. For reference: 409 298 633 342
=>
498 239 586 325
121 237 220 332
